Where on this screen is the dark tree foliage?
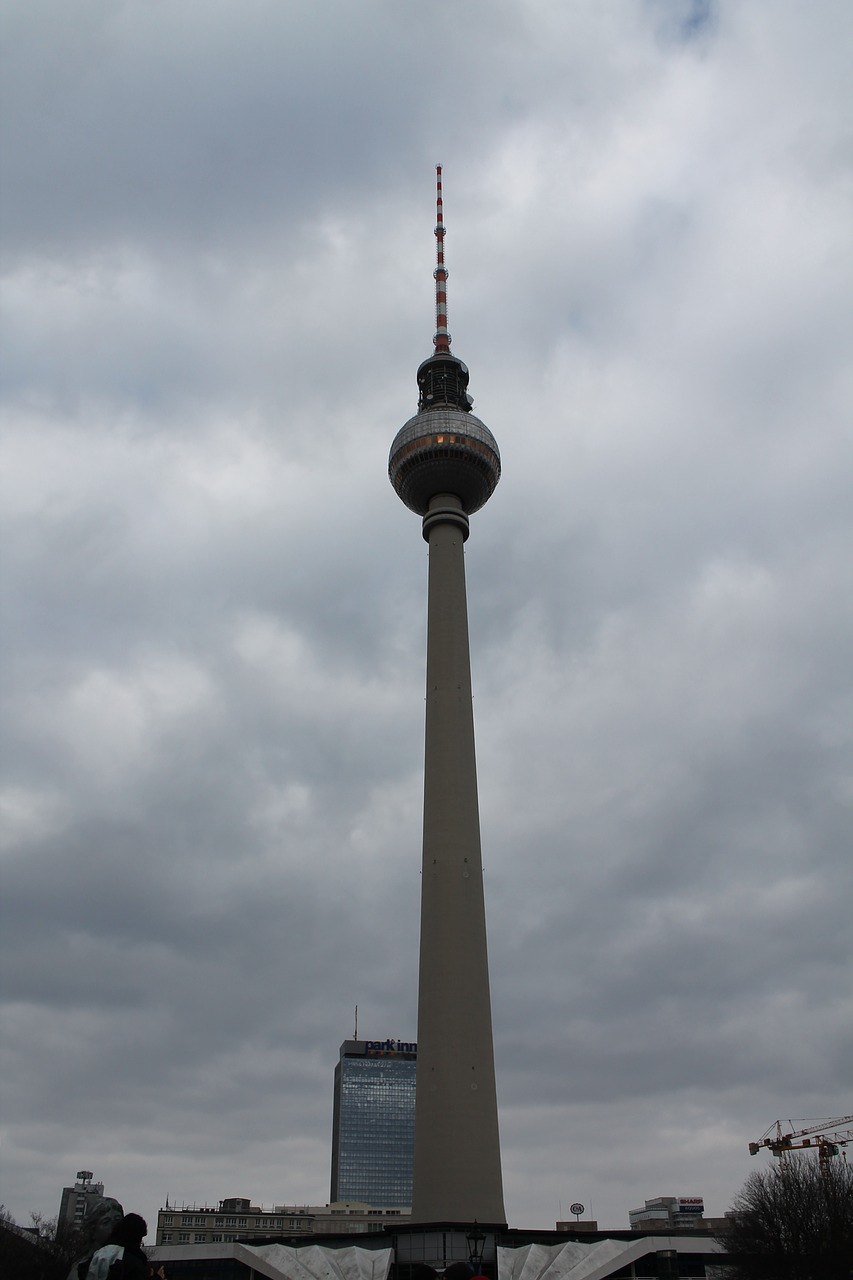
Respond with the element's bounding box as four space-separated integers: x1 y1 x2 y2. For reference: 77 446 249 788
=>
719 1155 853 1280
0 1207 84 1280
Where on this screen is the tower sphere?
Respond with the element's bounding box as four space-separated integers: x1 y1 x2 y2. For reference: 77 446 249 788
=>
389 407 500 517
389 352 501 517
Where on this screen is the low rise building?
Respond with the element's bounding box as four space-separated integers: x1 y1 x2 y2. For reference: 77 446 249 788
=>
155 1198 408 1246
628 1195 705 1230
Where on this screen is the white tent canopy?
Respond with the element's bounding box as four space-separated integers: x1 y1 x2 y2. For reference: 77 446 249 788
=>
148 1242 393 1280
498 1238 721 1280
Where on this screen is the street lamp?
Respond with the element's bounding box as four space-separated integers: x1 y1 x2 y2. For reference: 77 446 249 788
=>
466 1224 486 1272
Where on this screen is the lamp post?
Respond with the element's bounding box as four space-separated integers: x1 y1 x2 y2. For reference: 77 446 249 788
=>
466 1224 486 1274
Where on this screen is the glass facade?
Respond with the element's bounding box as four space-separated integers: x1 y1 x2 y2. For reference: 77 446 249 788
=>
331 1041 417 1208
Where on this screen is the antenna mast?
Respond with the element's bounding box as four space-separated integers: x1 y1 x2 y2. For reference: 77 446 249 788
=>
434 165 451 354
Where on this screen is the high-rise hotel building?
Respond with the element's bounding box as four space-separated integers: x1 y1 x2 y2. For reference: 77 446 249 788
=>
330 1038 417 1208
58 1171 106 1234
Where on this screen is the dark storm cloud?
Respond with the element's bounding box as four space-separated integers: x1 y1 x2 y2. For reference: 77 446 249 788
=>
2 0 851 1240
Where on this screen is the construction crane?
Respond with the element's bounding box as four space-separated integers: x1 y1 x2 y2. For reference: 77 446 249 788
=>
749 1116 853 1164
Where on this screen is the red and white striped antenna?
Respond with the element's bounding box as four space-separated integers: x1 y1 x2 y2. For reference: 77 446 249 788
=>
434 165 451 354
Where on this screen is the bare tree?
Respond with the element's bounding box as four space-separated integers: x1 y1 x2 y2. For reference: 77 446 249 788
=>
719 1154 853 1279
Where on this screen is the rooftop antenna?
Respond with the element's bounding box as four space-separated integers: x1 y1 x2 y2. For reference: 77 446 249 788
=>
353 1005 358 1040
434 165 451 354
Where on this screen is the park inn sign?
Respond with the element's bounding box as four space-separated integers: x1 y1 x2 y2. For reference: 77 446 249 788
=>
364 1039 417 1056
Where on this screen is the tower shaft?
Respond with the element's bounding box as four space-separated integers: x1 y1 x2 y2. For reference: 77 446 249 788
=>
390 169 504 1227
411 493 505 1224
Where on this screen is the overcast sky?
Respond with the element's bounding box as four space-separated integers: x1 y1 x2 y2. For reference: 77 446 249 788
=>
2 0 851 1240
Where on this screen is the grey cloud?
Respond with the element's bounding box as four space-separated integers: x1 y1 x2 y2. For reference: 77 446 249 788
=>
2 0 851 1240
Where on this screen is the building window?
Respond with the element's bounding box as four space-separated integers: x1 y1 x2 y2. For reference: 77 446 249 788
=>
178 1232 190 1242
194 1233 206 1242
215 1217 224 1226
162 1216 173 1225
212 1234 222 1242
237 1217 247 1226
161 1233 172 1243
195 1216 205 1225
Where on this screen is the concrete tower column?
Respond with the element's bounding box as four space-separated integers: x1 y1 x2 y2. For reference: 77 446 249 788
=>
388 167 505 1228
412 494 505 1223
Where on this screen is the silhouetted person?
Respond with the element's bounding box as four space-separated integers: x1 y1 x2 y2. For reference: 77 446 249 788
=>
85 1213 148 1280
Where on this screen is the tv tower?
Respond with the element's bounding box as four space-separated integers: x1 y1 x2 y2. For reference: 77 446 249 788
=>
389 167 505 1225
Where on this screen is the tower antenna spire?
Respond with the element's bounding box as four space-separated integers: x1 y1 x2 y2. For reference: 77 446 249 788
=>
434 165 451 354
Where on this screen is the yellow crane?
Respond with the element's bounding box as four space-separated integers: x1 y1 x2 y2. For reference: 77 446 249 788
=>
749 1116 853 1164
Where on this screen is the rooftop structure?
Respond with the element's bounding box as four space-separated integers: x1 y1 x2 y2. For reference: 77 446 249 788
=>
148 1229 725 1279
